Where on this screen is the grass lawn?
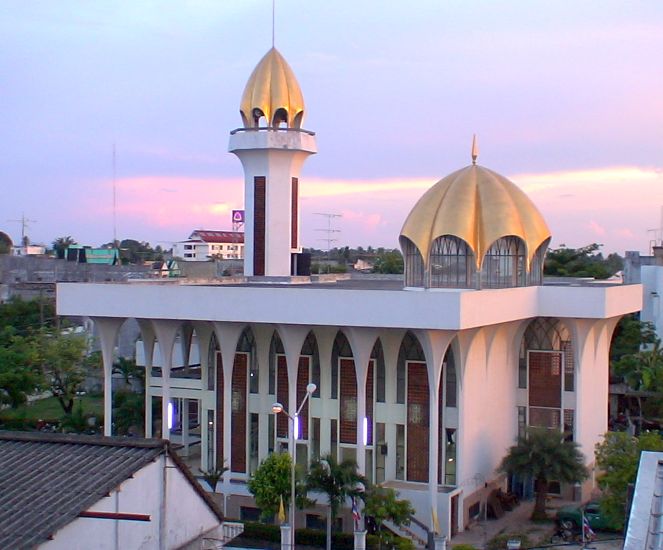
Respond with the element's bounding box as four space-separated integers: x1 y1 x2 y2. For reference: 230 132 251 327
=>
1 394 104 420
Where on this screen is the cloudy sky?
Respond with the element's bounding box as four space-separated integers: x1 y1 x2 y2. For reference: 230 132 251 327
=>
2 1 662 254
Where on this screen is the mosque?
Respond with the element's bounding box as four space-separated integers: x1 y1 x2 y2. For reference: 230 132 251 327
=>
57 47 641 540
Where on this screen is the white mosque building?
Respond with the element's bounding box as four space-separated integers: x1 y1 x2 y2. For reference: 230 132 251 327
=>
57 47 641 540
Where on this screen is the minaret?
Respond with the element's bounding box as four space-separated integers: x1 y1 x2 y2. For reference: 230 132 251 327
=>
229 48 317 277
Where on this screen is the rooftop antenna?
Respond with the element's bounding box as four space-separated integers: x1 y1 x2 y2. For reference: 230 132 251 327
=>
272 0 276 48
314 213 342 270
112 143 117 248
471 134 479 165
8 213 36 246
647 205 663 254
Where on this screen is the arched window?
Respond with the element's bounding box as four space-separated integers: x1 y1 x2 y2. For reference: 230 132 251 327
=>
396 331 425 403
269 331 284 395
237 327 258 393
519 317 575 435
481 236 526 288
372 340 386 403
429 236 475 288
400 237 424 287
331 332 353 399
528 239 550 286
301 331 320 397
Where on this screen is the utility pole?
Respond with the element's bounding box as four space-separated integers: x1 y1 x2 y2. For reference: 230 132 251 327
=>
8 213 36 246
314 213 341 273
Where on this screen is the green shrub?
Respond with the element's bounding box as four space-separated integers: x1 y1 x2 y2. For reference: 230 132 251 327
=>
453 544 478 550
237 522 382 549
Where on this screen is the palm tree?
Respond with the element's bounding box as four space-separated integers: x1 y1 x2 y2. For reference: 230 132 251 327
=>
307 454 367 550
498 427 588 520
52 235 77 256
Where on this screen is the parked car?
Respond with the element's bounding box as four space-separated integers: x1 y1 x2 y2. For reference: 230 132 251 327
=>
556 501 616 531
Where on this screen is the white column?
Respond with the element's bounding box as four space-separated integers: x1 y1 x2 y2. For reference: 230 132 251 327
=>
94 317 125 437
182 398 190 456
152 320 181 440
138 320 156 438
345 328 379 477
416 329 455 537
278 325 310 450
213 322 245 473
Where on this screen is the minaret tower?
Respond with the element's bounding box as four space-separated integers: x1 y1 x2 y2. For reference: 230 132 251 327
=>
229 48 317 277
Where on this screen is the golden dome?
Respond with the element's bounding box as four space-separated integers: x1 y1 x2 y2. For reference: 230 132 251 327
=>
240 48 305 129
400 164 551 270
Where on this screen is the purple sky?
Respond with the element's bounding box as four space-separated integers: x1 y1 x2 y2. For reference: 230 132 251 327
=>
2 1 662 255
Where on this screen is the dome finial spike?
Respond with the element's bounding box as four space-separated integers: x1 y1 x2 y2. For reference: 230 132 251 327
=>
471 134 479 165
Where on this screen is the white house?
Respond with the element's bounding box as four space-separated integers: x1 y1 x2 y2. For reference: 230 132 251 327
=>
172 230 244 262
56 46 642 542
0 431 242 549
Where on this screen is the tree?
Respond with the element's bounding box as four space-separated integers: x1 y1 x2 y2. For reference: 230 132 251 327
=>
498 428 588 520
200 462 229 493
544 243 622 279
610 315 657 363
0 329 42 408
373 250 404 274
307 454 367 550
363 486 414 549
52 235 77 257
612 341 663 430
39 331 90 414
595 431 663 529
247 452 310 521
113 357 145 391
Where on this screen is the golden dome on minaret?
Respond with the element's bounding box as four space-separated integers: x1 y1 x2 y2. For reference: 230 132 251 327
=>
240 48 305 129
400 159 551 271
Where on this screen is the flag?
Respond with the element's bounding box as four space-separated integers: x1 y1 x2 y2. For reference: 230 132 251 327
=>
278 495 286 524
582 512 595 540
351 497 361 526
432 506 440 535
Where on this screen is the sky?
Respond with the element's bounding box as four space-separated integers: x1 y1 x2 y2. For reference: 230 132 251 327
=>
1 1 662 255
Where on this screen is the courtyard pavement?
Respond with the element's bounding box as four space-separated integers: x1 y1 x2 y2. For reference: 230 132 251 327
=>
450 500 624 550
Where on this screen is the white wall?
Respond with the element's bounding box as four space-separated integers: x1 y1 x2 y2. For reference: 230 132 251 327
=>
41 455 221 550
641 266 663 341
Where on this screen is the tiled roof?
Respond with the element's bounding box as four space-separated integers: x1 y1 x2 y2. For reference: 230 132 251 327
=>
0 431 222 549
189 230 245 244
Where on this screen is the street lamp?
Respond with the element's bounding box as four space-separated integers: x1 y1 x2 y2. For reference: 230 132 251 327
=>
272 382 316 549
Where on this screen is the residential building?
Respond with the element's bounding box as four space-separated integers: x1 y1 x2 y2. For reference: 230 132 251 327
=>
0 431 241 549
57 46 641 541
172 230 244 262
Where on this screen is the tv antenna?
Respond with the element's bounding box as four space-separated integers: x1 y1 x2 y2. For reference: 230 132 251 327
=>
314 212 342 256
8 213 36 245
647 205 663 254
112 144 118 248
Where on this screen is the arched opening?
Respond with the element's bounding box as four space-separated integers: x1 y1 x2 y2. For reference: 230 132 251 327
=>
396 331 428 482
528 239 551 286
400 236 424 287
429 235 475 288
231 326 255 474
480 236 526 288
272 107 288 127
518 318 574 435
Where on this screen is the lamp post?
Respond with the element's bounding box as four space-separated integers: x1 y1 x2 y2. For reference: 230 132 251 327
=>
272 382 316 549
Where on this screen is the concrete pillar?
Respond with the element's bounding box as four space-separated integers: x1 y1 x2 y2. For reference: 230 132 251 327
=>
152 320 181 440
280 524 292 550
182 398 190 456
94 317 125 437
345 328 379 477
138 320 156 438
353 530 367 550
213 322 245 476
433 535 448 550
416 329 455 537
278 324 310 449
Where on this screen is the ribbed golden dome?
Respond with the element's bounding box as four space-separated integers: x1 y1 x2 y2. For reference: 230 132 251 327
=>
400 164 551 270
240 48 305 129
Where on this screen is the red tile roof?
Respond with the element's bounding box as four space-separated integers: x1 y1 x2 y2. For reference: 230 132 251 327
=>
189 230 244 244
